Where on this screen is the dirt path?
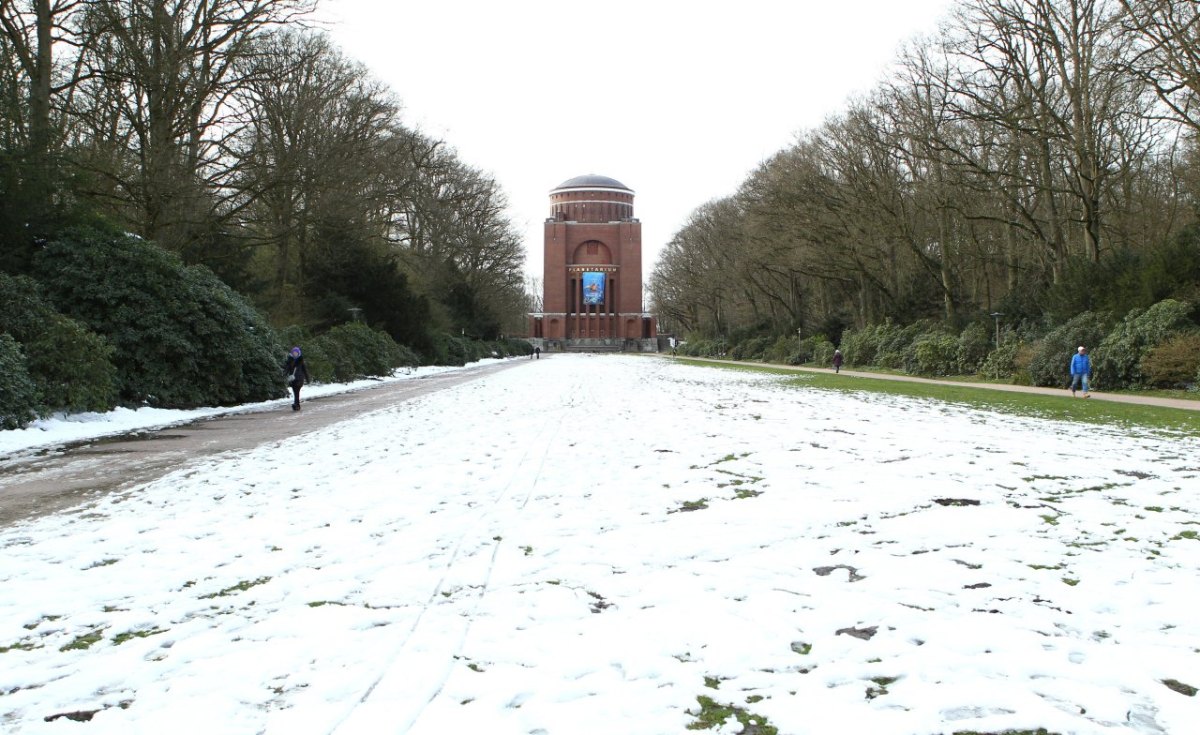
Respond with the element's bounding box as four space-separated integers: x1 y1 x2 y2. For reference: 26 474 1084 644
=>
0 360 524 527
685 357 1200 411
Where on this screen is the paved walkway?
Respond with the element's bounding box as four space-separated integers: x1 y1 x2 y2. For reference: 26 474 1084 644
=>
682 357 1200 412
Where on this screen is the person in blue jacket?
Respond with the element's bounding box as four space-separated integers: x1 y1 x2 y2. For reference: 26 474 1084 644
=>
1069 345 1091 398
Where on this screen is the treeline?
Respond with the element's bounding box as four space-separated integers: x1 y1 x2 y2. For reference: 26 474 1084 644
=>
653 0 1200 388
0 1 531 428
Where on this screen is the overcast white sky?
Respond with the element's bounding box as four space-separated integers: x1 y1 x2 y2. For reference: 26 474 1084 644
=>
317 0 955 282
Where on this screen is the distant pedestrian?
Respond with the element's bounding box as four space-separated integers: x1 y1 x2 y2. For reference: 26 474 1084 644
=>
832 349 844 374
1069 345 1091 398
534 346 541 359
284 346 310 411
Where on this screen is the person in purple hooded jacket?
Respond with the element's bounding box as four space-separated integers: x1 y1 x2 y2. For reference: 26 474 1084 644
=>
1069 345 1091 398
284 346 310 411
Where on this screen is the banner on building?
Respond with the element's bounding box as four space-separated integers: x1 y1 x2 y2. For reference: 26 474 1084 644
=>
582 272 605 306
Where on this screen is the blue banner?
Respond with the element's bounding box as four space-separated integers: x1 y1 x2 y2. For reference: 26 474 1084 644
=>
582 272 605 306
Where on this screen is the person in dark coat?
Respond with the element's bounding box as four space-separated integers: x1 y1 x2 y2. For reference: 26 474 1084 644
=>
832 349 844 373
284 346 310 411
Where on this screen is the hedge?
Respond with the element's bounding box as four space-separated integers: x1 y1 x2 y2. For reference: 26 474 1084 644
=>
0 271 118 414
33 227 285 408
0 334 38 429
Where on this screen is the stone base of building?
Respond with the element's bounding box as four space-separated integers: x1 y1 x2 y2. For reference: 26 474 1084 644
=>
527 337 658 353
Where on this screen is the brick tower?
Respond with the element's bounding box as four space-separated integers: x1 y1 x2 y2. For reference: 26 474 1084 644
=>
529 174 657 351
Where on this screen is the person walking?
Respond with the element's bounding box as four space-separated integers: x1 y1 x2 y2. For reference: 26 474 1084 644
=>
534 346 541 359
832 349 844 374
284 346 310 411
1069 345 1091 398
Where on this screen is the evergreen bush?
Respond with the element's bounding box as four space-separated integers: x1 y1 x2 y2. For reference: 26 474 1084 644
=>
0 272 118 414
0 334 38 429
957 322 991 374
885 321 944 372
762 335 795 364
678 339 716 357
1094 299 1196 389
1027 311 1112 387
313 322 406 381
24 314 118 413
297 340 336 384
911 333 960 376
843 320 941 371
840 324 883 366
732 335 771 361
1139 334 1200 388
980 337 1021 382
33 227 285 408
801 335 835 366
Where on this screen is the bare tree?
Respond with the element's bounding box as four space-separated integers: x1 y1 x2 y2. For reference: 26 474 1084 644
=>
230 30 398 309
1119 0 1200 131
74 0 316 248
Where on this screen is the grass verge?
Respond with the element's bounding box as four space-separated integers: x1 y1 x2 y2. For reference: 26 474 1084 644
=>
677 359 1200 436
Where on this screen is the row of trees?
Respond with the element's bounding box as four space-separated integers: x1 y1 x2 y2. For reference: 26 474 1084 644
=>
0 1 534 426
650 0 1200 358
1 0 529 346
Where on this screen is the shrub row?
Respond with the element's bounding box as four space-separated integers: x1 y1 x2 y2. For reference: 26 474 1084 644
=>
682 298 1200 390
424 333 532 366
1 271 119 423
2 227 530 430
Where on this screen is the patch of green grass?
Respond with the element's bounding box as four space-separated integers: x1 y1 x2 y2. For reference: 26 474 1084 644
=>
703 676 721 689
866 676 899 700
23 615 61 630
1162 678 1197 696
1173 530 1199 541
686 694 778 733
112 628 166 645
1062 577 1080 586
0 641 40 653
521 545 533 556
84 558 119 569
1039 514 1060 526
1144 506 1164 512
60 629 105 651
1027 563 1064 570
199 576 271 599
307 600 348 608
675 359 1200 436
671 499 709 513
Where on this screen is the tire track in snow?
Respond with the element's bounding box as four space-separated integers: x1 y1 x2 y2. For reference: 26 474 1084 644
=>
325 370 576 734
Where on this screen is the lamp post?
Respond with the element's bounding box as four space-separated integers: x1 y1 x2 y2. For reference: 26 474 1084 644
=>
990 312 1004 349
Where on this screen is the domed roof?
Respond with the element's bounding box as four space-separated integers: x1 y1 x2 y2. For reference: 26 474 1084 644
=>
552 174 632 193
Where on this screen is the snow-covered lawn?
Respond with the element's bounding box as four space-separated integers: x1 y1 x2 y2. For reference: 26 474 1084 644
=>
1 355 1197 734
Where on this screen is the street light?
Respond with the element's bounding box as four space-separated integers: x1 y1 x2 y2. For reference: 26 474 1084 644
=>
990 312 1004 349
